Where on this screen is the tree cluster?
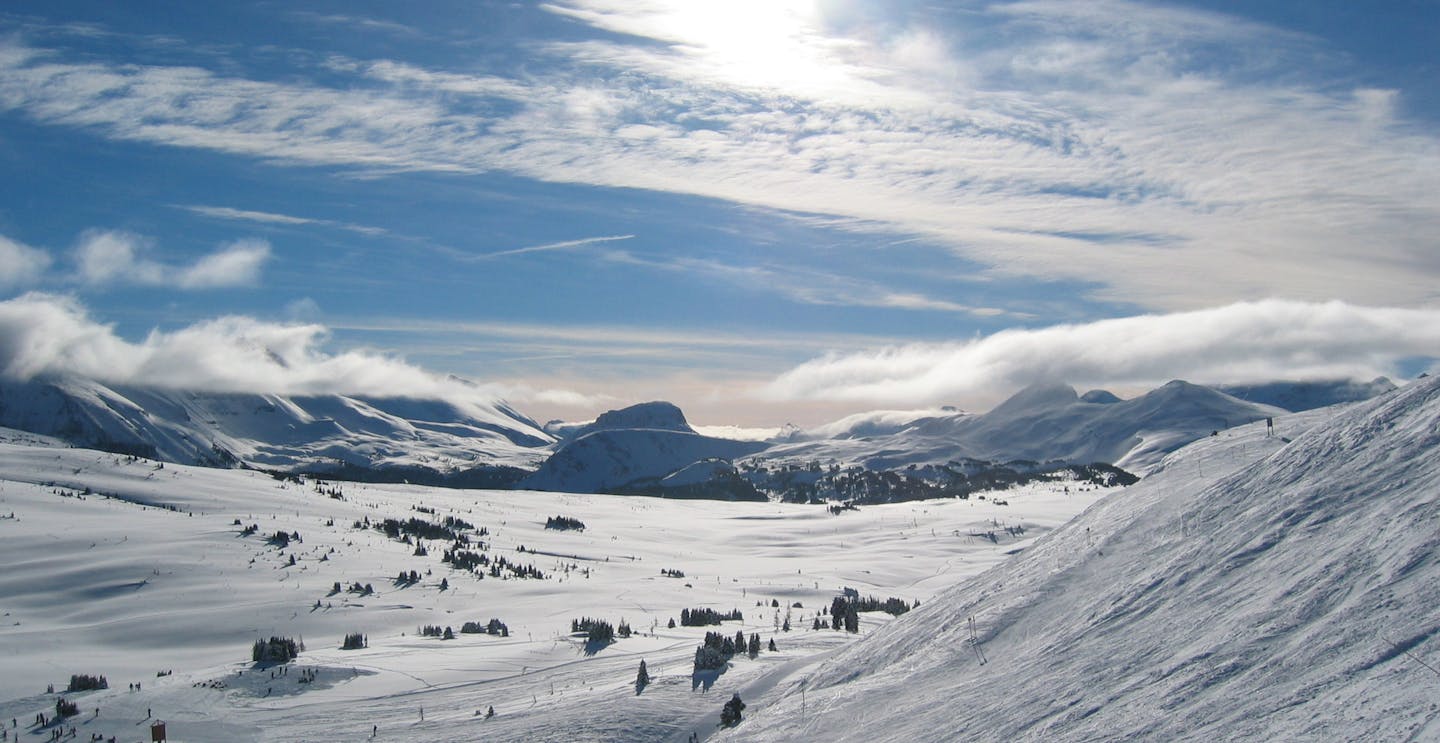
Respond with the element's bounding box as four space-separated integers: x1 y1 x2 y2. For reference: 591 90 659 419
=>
678 607 743 627
66 674 108 692
692 630 762 671
830 596 860 633
460 618 509 636
267 530 299 547
488 555 544 580
252 636 303 663
545 515 586 531
419 625 455 640
571 617 617 644
443 546 488 573
340 632 367 650
55 698 79 719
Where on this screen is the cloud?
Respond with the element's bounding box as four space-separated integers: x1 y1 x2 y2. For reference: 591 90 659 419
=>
0 293 447 399
175 238 270 289
0 294 606 414
1 3 1437 311
479 234 634 260
71 230 269 289
603 251 1017 316
179 204 389 237
763 300 1440 405
0 234 52 289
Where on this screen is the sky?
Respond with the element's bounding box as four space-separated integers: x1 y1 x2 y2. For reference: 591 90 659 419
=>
0 1 1437 427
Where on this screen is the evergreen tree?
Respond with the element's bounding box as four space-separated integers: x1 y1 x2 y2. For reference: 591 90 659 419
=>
748 633 760 658
720 693 746 727
635 659 650 695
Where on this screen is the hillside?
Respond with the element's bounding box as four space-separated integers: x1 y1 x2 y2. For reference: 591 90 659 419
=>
0 376 554 479
726 378 1440 741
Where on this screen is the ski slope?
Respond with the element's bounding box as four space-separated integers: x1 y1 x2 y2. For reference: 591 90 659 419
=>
727 378 1440 741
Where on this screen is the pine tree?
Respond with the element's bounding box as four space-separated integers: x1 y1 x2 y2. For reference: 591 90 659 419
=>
720 693 746 727
635 659 650 695
748 633 760 658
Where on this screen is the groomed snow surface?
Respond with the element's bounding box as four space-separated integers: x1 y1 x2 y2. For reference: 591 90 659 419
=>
727 376 1440 742
0 432 1106 742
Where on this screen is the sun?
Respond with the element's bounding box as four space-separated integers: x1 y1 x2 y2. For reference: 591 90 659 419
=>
644 0 861 97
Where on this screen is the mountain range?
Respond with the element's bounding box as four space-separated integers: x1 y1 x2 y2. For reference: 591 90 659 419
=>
0 374 1394 497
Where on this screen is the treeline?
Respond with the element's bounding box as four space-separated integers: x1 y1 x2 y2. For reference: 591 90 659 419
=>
742 459 1138 504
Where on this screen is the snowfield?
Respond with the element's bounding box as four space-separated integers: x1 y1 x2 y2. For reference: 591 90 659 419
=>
0 431 1109 742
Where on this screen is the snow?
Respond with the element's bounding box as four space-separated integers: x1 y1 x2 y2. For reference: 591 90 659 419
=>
0 435 1109 741
753 380 1287 475
0 376 555 473
726 377 1440 742
0 375 1427 741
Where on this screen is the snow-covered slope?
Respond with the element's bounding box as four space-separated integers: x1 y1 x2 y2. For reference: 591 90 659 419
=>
755 380 1284 475
0 376 554 476
728 378 1440 742
1216 376 1397 412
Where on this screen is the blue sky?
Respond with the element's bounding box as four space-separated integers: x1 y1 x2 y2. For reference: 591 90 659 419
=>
0 1 1437 427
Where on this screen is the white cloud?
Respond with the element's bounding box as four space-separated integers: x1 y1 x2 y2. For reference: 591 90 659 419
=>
763 300 1440 405
0 294 607 415
71 230 269 289
0 293 444 396
0 234 52 289
176 238 269 289
1 3 1437 310
479 234 634 260
179 204 390 237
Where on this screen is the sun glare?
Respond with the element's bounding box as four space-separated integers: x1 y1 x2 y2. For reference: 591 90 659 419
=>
653 0 860 97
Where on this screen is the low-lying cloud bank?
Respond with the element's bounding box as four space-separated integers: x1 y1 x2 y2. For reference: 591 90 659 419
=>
0 293 589 413
763 300 1440 405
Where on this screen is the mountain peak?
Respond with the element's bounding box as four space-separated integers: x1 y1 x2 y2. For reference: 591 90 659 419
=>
581 401 692 436
989 381 1080 417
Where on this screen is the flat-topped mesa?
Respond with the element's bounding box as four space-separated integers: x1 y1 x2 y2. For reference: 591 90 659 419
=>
576 401 693 437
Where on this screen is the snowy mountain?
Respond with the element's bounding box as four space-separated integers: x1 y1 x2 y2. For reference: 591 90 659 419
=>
1215 376 1396 412
519 401 768 495
754 380 1286 475
727 377 1440 742
0 376 554 482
